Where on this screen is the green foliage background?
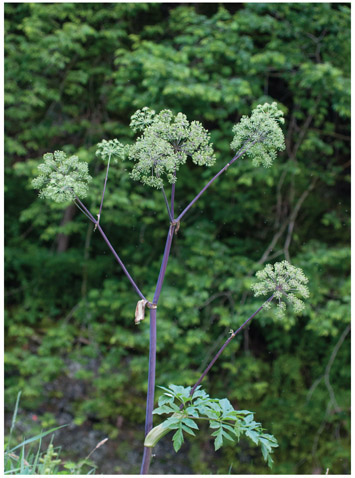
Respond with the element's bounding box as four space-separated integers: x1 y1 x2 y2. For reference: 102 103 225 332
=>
5 3 350 474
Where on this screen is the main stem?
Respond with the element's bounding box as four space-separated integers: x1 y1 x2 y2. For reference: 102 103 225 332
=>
141 224 175 474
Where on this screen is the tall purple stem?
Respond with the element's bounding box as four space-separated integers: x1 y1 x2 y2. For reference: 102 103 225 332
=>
140 226 175 474
176 142 255 223
140 306 157 475
189 295 274 397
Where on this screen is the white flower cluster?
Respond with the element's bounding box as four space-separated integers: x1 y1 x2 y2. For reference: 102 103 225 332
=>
95 139 125 163
251 260 309 318
230 102 285 167
127 108 216 188
32 151 92 203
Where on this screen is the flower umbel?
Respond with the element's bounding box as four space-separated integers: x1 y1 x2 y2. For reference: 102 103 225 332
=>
127 108 216 188
96 139 125 163
230 102 285 167
251 260 309 318
130 107 156 133
32 151 92 203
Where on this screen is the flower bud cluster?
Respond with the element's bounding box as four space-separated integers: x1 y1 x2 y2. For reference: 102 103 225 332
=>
251 260 309 318
231 102 285 167
96 139 125 163
32 151 92 203
130 107 157 133
127 108 216 188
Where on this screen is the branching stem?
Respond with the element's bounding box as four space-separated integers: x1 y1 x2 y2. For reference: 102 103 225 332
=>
74 200 96 223
176 141 256 223
96 224 148 302
161 186 173 221
75 197 96 222
141 144 261 473
75 198 148 303
189 295 274 397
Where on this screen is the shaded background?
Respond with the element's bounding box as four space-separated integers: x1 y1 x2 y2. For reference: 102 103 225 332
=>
5 3 350 475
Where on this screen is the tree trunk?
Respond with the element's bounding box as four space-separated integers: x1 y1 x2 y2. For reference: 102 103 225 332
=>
56 204 76 253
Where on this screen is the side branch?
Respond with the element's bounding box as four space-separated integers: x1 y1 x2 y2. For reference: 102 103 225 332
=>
75 198 148 303
161 186 173 221
171 172 176 218
97 154 112 226
176 141 255 223
189 295 274 397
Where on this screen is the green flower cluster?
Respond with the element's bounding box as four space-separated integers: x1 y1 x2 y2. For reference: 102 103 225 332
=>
127 108 216 188
32 151 92 203
230 102 285 167
130 107 157 133
95 139 125 163
251 260 309 318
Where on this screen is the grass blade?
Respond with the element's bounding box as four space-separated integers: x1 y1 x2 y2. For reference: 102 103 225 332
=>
31 436 43 473
6 391 22 452
10 392 22 435
9 424 67 452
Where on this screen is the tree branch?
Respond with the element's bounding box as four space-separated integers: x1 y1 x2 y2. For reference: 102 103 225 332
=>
283 178 316 261
306 323 350 413
258 178 316 265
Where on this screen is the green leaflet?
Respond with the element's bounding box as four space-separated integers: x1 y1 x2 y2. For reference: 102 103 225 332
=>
150 384 278 468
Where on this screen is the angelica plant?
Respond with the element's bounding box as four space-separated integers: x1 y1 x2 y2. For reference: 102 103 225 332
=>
32 103 303 474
